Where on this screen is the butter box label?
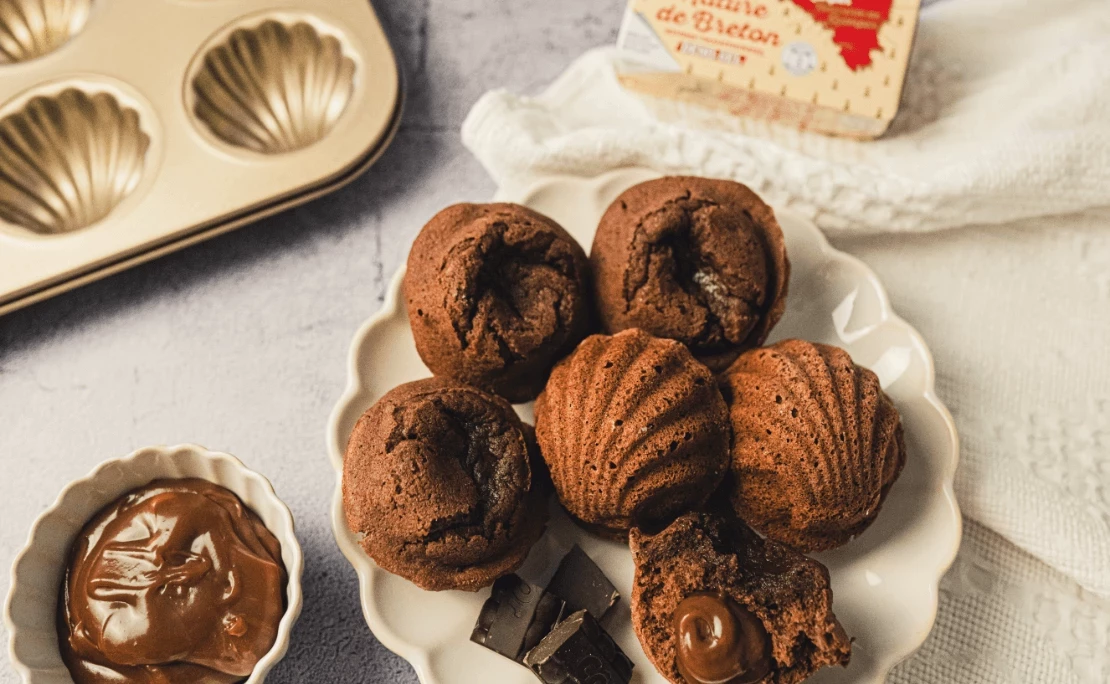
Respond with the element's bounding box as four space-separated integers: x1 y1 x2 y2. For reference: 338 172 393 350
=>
615 0 921 138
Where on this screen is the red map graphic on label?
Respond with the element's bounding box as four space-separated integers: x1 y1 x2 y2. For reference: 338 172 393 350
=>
790 0 893 71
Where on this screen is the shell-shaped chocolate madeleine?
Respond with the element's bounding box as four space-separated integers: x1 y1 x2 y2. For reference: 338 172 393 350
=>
0 0 92 63
192 20 356 154
591 177 790 372
343 377 547 591
406 203 593 403
0 89 150 235
720 339 906 552
630 512 851 684
534 329 730 538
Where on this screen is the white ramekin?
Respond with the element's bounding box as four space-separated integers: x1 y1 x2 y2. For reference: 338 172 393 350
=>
5 444 304 683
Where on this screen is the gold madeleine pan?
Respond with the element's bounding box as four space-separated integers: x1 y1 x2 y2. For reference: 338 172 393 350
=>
0 0 401 315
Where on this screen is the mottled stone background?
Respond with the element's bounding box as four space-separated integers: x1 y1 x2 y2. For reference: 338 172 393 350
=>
0 2 622 682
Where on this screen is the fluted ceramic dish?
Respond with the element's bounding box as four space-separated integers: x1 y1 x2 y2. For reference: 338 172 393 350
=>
0 1 401 316
327 168 962 684
5 444 304 684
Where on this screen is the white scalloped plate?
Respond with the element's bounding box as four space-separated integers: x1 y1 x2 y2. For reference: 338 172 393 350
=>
327 168 961 684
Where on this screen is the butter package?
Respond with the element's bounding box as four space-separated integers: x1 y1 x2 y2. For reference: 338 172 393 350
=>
615 0 921 139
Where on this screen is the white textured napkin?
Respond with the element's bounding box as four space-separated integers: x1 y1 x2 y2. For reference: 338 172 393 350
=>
462 0 1110 680
464 0 1110 237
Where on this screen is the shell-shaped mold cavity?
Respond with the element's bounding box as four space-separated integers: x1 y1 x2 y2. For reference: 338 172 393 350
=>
0 0 92 63
719 339 907 552
534 329 731 538
0 88 150 235
192 20 356 154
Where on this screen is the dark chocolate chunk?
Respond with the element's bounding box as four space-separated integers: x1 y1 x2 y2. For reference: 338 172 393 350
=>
523 609 634 684
471 575 566 662
525 592 568 658
546 545 619 620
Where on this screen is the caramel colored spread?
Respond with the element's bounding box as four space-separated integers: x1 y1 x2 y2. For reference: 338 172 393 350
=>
58 479 286 683
674 592 771 684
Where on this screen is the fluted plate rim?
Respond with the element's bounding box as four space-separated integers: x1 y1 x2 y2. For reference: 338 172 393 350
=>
326 168 962 684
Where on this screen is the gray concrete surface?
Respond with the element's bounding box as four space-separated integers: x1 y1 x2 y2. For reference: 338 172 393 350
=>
2 1 993 682
0 2 621 682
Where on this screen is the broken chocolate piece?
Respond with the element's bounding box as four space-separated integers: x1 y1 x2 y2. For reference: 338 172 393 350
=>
471 574 566 661
523 609 634 684
546 545 619 620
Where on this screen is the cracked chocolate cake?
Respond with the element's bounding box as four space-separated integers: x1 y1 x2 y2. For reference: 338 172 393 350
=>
590 177 789 371
405 202 593 403
343 377 547 591
719 339 906 552
630 512 851 684
534 329 730 539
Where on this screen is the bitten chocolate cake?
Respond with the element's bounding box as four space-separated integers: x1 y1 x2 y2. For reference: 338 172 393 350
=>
590 177 789 371
719 339 906 552
405 202 593 403
534 329 730 538
630 512 851 684
343 377 547 591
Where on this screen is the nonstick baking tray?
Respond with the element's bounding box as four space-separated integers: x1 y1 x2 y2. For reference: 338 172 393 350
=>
0 0 402 315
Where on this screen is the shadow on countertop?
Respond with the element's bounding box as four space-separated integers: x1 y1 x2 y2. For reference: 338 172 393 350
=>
0 2 623 683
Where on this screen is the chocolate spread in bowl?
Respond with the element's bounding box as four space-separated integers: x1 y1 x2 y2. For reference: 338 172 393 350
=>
57 478 286 683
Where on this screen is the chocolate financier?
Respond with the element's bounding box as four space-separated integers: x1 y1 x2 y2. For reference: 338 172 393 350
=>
591 177 789 371
405 203 592 403
343 377 547 591
630 512 851 684
719 339 906 552
534 329 730 539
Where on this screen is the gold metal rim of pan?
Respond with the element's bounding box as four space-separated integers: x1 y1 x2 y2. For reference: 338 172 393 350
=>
191 19 358 155
0 0 94 64
0 88 151 236
0 79 402 316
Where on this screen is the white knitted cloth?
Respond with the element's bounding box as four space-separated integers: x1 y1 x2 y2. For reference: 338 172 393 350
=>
461 0 1110 680
465 1 1110 237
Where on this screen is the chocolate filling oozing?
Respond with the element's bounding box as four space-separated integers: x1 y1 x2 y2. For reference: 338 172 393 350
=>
406 203 592 402
630 512 851 684
343 377 547 591
674 592 772 684
625 198 768 350
591 177 789 371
